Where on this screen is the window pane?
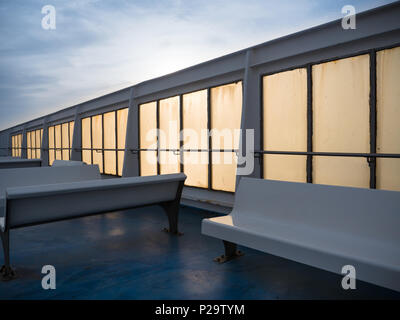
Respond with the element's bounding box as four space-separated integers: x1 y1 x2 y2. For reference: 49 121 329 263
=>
104 111 116 175
11 135 14 157
211 152 238 191
263 68 307 182
313 55 370 188
55 124 62 160
33 130 38 159
117 108 128 176
140 102 158 176
27 131 32 159
211 82 242 192
62 123 70 160
48 126 55 165
377 46 400 191
92 115 103 173
182 90 208 188
159 96 180 174
82 117 92 165
36 129 41 159
18 134 22 157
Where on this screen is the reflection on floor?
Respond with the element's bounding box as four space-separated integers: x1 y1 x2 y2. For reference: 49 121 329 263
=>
0 205 399 299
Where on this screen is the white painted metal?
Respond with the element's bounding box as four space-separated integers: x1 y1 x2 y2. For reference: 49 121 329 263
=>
202 177 400 292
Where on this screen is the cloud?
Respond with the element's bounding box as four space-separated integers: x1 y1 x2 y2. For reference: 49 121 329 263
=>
0 0 396 130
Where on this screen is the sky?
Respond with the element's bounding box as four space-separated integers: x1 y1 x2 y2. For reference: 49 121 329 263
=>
0 0 396 130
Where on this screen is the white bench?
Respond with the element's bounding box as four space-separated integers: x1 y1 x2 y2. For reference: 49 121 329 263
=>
202 177 400 292
0 158 42 169
0 166 186 280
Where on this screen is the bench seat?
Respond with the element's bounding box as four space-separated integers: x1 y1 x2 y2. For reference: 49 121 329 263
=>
4 174 185 229
202 178 400 292
0 167 186 280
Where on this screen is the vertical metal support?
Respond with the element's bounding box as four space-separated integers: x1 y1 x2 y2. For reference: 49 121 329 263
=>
179 95 184 174
115 110 119 176
259 74 264 179
34 129 37 159
90 116 93 165
156 100 161 175
68 121 71 160
41 117 49 166
306 64 313 183
241 49 261 183
21 126 27 159
101 113 105 174
122 88 139 177
53 123 56 162
207 88 212 190
369 51 377 189
70 108 82 162
60 122 63 160
137 103 141 176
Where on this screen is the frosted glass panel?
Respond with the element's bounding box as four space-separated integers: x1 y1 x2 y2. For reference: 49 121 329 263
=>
48 126 55 165
92 115 103 173
140 102 158 176
32 130 37 159
211 82 242 192
36 129 41 159
313 55 370 188
62 123 70 160
159 96 180 174
263 68 307 182
376 46 400 191
55 125 62 160
104 111 116 175
81 117 92 165
212 152 238 192
117 108 128 176
27 132 32 159
69 122 74 150
182 90 208 188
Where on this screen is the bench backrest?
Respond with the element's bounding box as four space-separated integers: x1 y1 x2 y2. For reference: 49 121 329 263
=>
52 160 87 167
0 159 42 169
0 165 101 196
233 178 400 243
5 173 185 228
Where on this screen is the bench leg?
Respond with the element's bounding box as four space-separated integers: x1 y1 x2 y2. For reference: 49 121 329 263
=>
0 229 16 281
214 240 244 264
160 181 184 236
161 201 183 236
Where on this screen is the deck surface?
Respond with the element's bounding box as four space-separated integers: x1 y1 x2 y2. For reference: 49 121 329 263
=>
1 206 399 299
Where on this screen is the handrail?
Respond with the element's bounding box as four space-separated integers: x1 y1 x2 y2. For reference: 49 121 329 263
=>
2 147 400 158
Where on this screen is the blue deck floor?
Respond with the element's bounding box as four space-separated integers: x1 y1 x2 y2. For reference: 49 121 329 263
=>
0 205 399 300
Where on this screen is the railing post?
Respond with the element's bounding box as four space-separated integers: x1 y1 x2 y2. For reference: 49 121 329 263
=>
369 50 377 189
70 107 83 162
236 49 260 191
122 88 139 177
41 117 50 166
21 125 27 159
